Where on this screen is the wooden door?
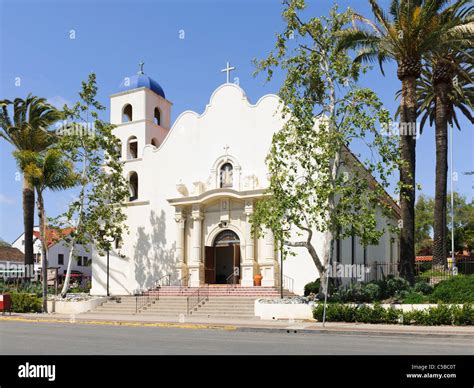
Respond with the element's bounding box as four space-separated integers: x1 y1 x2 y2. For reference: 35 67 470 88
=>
204 246 215 284
233 245 241 283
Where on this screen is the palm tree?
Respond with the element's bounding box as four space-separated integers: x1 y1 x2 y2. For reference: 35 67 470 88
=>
14 148 77 312
337 0 473 284
416 49 473 267
0 95 61 277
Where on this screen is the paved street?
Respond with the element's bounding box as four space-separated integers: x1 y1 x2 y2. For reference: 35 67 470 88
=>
1 321 473 355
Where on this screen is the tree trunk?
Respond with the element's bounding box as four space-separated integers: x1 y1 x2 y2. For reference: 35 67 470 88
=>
23 178 35 277
398 75 417 285
318 232 333 297
432 81 449 268
37 191 48 313
60 242 76 297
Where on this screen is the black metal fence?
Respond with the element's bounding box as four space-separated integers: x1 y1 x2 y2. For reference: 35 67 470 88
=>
414 259 474 284
366 259 474 284
366 262 399 282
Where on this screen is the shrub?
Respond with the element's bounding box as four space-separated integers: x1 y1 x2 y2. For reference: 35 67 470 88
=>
327 304 356 322
10 293 42 313
362 283 381 302
452 305 474 326
401 291 428 304
429 275 474 303
330 282 381 303
313 303 325 321
313 304 324 321
402 309 428 326
384 307 401 324
354 304 374 323
312 303 356 322
313 303 403 324
304 278 336 297
414 281 433 295
386 277 410 297
315 303 471 326
330 277 413 303
374 279 389 300
424 305 453 326
304 281 320 296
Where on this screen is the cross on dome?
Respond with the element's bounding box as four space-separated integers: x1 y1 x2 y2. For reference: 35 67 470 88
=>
138 61 145 74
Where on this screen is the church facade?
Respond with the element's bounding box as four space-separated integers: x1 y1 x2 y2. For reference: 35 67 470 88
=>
90 68 400 296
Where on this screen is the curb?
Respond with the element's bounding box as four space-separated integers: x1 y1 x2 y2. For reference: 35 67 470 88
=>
0 316 237 331
234 326 474 338
1 316 473 338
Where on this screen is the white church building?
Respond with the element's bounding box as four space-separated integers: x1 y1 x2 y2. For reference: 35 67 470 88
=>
90 64 400 297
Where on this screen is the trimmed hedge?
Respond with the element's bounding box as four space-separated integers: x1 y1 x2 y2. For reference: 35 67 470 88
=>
10 293 42 313
313 303 474 326
313 303 400 324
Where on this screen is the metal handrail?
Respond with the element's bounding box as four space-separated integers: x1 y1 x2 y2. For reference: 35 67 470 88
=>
135 292 152 314
179 273 191 292
186 284 209 315
226 267 240 293
282 274 294 293
135 276 164 313
226 272 237 286
155 273 171 288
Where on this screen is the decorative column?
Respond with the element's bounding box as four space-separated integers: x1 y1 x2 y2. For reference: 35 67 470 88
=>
241 200 258 287
258 227 278 287
174 207 187 283
188 205 204 287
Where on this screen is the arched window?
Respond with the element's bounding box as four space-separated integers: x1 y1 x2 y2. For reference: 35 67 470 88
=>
128 136 138 159
220 163 233 188
129 172 138 201
122 104 133 123
151 138 159 147
153 107 161 126
213 229 240 247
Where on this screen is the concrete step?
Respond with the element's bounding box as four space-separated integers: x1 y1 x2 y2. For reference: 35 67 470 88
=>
189 314 256 319
89 292 263 319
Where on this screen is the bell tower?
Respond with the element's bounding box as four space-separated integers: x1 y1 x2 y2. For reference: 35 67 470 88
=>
110 62 172 202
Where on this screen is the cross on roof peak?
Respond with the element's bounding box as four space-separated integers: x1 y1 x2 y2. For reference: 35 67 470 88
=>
221 61 235 84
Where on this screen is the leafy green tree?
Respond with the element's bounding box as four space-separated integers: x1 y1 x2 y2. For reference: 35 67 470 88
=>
15 149 77 312
447 192 474 253
252 3 400 295
415 194 434 255
0 96 61 275
415 192 474 255
53 73 129 297
337 0 472 283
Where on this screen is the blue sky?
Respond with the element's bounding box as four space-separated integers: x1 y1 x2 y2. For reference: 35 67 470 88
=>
0 0 472 243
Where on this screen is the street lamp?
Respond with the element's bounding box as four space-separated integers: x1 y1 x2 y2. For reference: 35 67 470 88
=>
104 238 114 297
280 214 291 299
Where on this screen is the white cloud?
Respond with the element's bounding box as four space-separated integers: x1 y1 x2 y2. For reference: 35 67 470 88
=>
0 194 16 205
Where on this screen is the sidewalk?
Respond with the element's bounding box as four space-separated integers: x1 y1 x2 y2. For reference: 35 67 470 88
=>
1 312 474 338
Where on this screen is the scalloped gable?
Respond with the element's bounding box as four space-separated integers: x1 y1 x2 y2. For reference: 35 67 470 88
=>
144 83 281 154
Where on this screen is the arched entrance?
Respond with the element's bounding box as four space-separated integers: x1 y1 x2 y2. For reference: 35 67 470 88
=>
204 230 240 284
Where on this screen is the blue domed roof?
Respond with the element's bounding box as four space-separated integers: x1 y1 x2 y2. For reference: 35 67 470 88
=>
118 73 166 99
